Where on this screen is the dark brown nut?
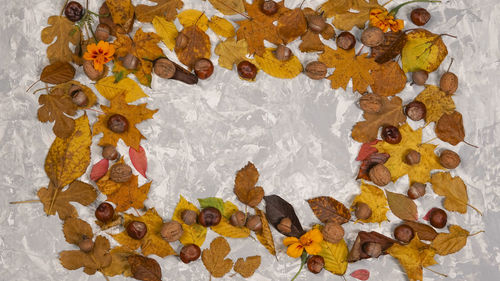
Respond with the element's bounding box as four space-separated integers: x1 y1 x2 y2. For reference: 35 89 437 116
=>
126 221 147 240
359 93 383 114
95 202 115 222
83 60 106 81
277 217 292 234
109 163 132 183
180 244 201 263
107 114 129 133
121 53 139 70
274 45 292 61
411 8 431 26
230 211 246 227
361 27 384 47
160 221 184 242
305 61 327 80
439 150 461 169
246 215 262 233
307 15 326 33
362 242 382 258
78 238 94 253
181 210 197 225
65 1 85 22
407 182 426 199
95 23 111 41
307 255 324 274
412 70 428 86
405 101 427 121
237 61 258 80
154 58 176 79
394 224 415 243
405 149 421 165
194 58 214 80
322 222 344 244
336 32 356 50
369 164 391 186
440 72 458 94
381 125 402 144
198 207 222 227
102 145 119 161
175 33 188 50
70 88 88 107
261 0 278 16
354 202 372 220
429 208 447 229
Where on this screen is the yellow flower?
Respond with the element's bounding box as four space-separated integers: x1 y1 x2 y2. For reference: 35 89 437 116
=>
83 41 115 72
283 229 323 258
369 8 404 32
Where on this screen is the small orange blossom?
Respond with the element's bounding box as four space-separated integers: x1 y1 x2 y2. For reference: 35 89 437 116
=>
83 41 115 72
370 8 404 32
283 228 323 258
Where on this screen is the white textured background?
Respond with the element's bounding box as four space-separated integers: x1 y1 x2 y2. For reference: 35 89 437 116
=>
1 0 500 280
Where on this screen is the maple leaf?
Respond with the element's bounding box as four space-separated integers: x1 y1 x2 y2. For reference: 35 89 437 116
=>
105 0 135 32
172 195 207 246
93 92 158 150
234 256 261 278
234 162 264 207
209 16 236 38
351 182 389 223
113 208 176 258
175 25 211 69
38 181 96 220
402 29 448 73
96 158 131 195
102 247 135 277
135 0 184 22
202 237 234 278
321 0 383 31
63 218 93 244
214 38 249 70
95 76 148 103
430 172 470 214
255 208 276 256
307 196 351 224
387 235 437 281
319 47 379 93
208 0 245 15
374 124 443 184
435 111 465 145
254 48 303 79
60 235 112 275
370 61 407 97
152 16 178 51
41 16 80 63
431 225 470 256
37 87 77 139
107 176 151 213
415 85 456 124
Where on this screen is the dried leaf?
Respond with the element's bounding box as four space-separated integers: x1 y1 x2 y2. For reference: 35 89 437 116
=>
435 111 465 145
90 159 109 182
172 196 206 247
351 182 389 223
307 196 351 224
314 225 348 275
40 62 75 84
348 231 397 262
178 9 209 30
59 236 112 275
370 61 407 97
175 25 211 69
152 16 178 50
321 0 383 31
96 214 124 231
105 0 135 32
53 81 97 109
255 208 276 256
415 85 455 124
102 247 135 277
208 0 245 15
209 16 235 38
37 87 77 139
38 181 97 220
41 16 80 63
264 194 304 237
254 48 303 79
130 146 147 178
234 162 264 207
234 256 261 278
402 29 448 73
214 38 249 70
135 0 183 22
106 176 151 212
403 221 438 241
299 30 325 52
430 172 468 213
198 197 224 214
385 190 418 221
357 152 389 180
351 269 370 280
96 158 130 195
128 255 162 281
431 225 470 256
387 235 437 281
277 8 307 43
202 237 233 278
356 140 380 161
63 218 93 244
372 31 407 64
95 76 148 103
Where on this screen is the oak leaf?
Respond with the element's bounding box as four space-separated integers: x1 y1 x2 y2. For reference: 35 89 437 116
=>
430 172 469 213
59 235 112 275
102 247 135 277
152 16 178 50
172 195 207 247
175 25 211 69
415 85 455 124
264 194 304 237
63 217 93 244
387 235 437 281
402 29 448 73
277 8 307 43
38 181 97 220
255 208 276 256
202 237 233 278
371 31 407 64
385 190 418 221
370 61 407 96
135 0 183 22
214 38 249 70
254 48 303 79
321 0 383 31
435 111 465 145
41 16 80 63
95 76 148 103
351 182 389 223
40 61 75 84
105 0 135 32
209 16 236 38
431 225 470 256
128 255 162 281
234 256 261 278
178 9 209 31
208 0 245 15
307 196 351 224
234 162 264 207
37 87 77 139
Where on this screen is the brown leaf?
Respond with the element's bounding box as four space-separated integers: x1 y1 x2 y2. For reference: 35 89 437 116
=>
175 25 211 69
37 87 77 139
96 214 124 230
263 195 304 237
40 62 76 84
348 231 398 262
99 3 131 36
370 61 407 97
60 235 112 275
435 111 465 145
41 16 80 63
307 196 351 224
105 0 135 32
234 162 265 207
255 208 276 256
371 32 407 64
431 225 470 256
299 30 325 52
63 217 93 244
135 0 184 22
128 255 162 281
403 221 438 241
202 237 233 278
234 256 261 278
102 247 135 277
209 0 245 15
385 191 418 221
277 8 307 44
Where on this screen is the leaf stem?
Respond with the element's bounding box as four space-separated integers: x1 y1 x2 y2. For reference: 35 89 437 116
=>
389 1 441 17
60 0 69 16
469 230 485 237
467 203 482 215
463 141 479 149
26 79 41 93
10 199 41 204
291 252 308 281
85 108 105 115
48 186 60 216
424 266 448 277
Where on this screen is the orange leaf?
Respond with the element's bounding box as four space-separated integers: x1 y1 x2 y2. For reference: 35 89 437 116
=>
307 196 351 224
277 8 307 44
175 25 211 69
106 176 151 212
130 146 147 178
370 61 407 97
135 0 184 22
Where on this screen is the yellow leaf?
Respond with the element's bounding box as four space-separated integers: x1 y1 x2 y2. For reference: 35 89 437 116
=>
415 85 456 124
222 201 239 218
178 9 209 31
387 235 437 281
402 29 448 73
319 239 348 275
255 208 276 256
374 124 443 184
430 172 469 213
96 77 148 103
152 16 178 50
351 182 389 223
102 247 135 277
105 0 134 31
211 217 251 238
202 237 233 278
172 196 206 247
431 225 470 256
214 38 248 70
209 16 235 38
234 256 261 278
254 48 303 79
208 0 245 15
41 16 80 63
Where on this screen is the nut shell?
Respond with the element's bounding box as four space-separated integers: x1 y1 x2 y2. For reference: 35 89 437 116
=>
429 208 447 229
102 145 119 160
361 27 384 47
237 61 258 80
121 53 139 70
405 100 427 121
359 93 383 114
194 58 214 80
439 150 460 169
369 164 391 186
381 126 402 144
95 202 115 222
411 8 431 26
277 217 292 234
362 242 382 258
83 60 106 81
71 89 88 107
407 182 426 199
154 58 176 79
274 45 292 61
109 163 132 183
78 238 94 253
175 33 188 50
261 0 278 16
65 1 85 22
305 61 327 80
198 207 222 227
107 114 129 133
180 244 201 263
322 222 344 244
160 221 184 242
412 70 428 86
405 150 421 165
307 255 324 274
95 23 111 41
307 15 326 33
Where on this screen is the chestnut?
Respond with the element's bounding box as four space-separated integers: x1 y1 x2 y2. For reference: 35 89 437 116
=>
394 224 415 243
107 114 129 133
95 202 114 223
180 244 201 263
198 207 221 227
429 208 447 229
194 58 214 80
237 61 257 80
307 255 324 274
381 126 402 144
126 221 147 240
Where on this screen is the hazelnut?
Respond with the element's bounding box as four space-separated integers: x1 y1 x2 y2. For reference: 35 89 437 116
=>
274 45 292 61
336 32 356 50
405 101 427 121
95 202 114 222
107 114 129 133
361 27 384 47
180 244 201 263
109 163 132 183
307 255 324 274
83 60 106 81
78 238 94 253
181 210 197 225
65 1 85 22
261 0 278 16
175 33 188 50
160 221 184 242
95 23 111 41
230 211 246 227
69 86 88 107
369 164 391 186
359 93 383 114
277 217 292 234
102 145 119 161
440 72 458 95
198 207 222 227
237 61 258 80
394 224 415 243
305 61 327 80
410 8 431 26
194 58 214 80
407 182 426 199
246 215 262 233
153 58 176 79
126 221 147 240
121 53 139 70
412 70 428 86
362 242 382 258
322 222 344 244
429 208 447 229
405 149 421 165
354 202 372 220
307 15 326 33
439 150 461 169
381 125 402 144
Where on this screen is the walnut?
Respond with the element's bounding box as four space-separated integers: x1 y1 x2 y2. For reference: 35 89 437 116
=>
368 164 391 186
109 163 132 183
439 149 460 169
321 222 344 244
160 221 183 242
305 61 327 80
359 93 383 114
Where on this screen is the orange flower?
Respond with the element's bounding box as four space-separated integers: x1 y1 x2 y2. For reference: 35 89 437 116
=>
283 229 323 258
83 41 115 72
369 8 404 32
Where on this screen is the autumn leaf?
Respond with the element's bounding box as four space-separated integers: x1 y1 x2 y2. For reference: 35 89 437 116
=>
255 208 276 256
351 269 370 280
319 47 379 93
431 225 470 256
233 256 261 278
299 8 335 52
93 92 158 150
102 247 135 277
178 9 209 31
402 29 448 73
348 231 397 262
214 38 249 70
254 48 303 79
105 0 135 33
312 224 349 275
198 197 225 214
38 181 96 220
435 111 465 145
403 221 438 241
208 0 245 15
37 87 77 139
430 172 471 214
209 16 236 38
264 195 304 237
96 158 131 195
53 81 97 109
234 162 265 207
40 61 75 84
60 235 112 275
95 76 148 103
130 146 148 178
175 25 211 69
277 8 307 43
351 182 389 223
135 0 183 22
96 213 123 231
128 255 162 281
357 152 389 180
172 195 206 247
371 31 407 64
113 208 176 258
387 235 437 281
201 198 251 238
321 0 383 31
307 196 351 224
41 16 80 63
356 140 382 163
374 124 444 183
385 190 418 221
107 178 151 213
415 85 455 124
202 237 233 278
152 16 178 50
370 61 407 97
63 218 93 244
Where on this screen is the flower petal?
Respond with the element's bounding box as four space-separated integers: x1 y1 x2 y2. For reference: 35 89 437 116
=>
308 229 323 243
286 243 304 258
304 242 322 255
283 237 299 246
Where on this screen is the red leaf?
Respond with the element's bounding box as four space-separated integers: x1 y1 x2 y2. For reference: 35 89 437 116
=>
356 140 380 161
423 208 438 221
130 146 147 178
351 269 370 280
90 159 109 181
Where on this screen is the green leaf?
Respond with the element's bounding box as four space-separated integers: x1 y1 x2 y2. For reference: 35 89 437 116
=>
198 197 225 214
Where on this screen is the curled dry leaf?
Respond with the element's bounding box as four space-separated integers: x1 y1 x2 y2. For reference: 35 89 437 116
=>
152 16 178 50
234 256 261 278
307 196 351 225
130 146 148 178
172 195 206 246
351 182 389 223
37 87 77 139
264 194 304 237
356 140 380 161
41 16 80 63
385 190 418 221
234 162 265 207
415 85 456 124
430 172 469 214
403 221 438 241
402 29 448 73
431 225 470 256
370 61 407 97
175 25 211 69
214 38 249 70
128 255 162 281
435 111 465 145
371 31 407 64
357 152 389 180
63 217 93 245
202 237 233 278
351 269 370 280
135 0 183 22
40 61 75 84
59 235 112 275
95 76 148 103
348 231 398 262
254 48 303 79
255 208 276 256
